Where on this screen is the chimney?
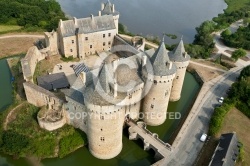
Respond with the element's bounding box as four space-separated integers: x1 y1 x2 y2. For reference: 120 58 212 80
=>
101 3 105 10
80 72 86 85
167 62 173 69
59 19 63 28
112 4 115 13
90 14 94 20
73 17 78 26
113 59 118 71
142 56 147 66
99 11 101 16
114 82 118 98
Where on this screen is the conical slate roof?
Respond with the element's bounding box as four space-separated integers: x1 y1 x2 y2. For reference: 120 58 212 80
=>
169 38 190 62
150 40 176 76
96 64 112 94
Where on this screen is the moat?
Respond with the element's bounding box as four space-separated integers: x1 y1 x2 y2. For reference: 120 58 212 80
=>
0 57 199 165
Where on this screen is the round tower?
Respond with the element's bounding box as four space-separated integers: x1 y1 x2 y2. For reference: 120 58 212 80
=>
84 64 125 159
142 39 177 126
169 38 190 101
99 1 120 34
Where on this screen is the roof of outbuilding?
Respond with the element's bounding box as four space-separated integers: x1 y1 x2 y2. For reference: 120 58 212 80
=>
168 39 190 62
210 133 239 166
60 15 116 37
37 72 70 91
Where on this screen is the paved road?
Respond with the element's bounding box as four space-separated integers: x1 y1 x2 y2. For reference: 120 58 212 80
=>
161 66 244 166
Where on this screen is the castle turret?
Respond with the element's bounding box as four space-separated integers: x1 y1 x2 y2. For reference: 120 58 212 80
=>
99 0 119 34
142 38 177 126
169 38 190 101
84 64 124 159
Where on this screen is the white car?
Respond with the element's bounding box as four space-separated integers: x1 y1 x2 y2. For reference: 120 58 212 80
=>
219 99 223 104
220 97 224 100
200 134 207 142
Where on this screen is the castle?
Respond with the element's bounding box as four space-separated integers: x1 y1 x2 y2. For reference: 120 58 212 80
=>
22 1 190 160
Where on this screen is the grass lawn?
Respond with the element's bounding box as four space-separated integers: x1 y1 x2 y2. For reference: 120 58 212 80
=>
0 25 22 33
225 0 250 12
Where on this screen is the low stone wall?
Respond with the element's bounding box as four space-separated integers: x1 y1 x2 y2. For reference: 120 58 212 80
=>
21 46 46 82
38 115 67 131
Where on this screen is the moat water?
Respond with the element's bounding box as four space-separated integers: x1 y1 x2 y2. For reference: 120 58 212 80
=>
56 0 227 43
0 0 227 165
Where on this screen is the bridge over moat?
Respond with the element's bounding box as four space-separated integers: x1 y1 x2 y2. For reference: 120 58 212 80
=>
126 117 172 163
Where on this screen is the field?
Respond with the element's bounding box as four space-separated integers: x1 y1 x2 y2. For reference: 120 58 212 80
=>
225 0 250 12
0 25 22 33
0 37 41 59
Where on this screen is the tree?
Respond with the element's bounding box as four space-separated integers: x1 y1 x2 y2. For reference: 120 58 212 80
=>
221 29 231 39
231 48 247 60
1 130 30 156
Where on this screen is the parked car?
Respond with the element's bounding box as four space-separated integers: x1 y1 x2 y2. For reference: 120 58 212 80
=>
220 97 224 100
200 133 207 142
219 99 223 103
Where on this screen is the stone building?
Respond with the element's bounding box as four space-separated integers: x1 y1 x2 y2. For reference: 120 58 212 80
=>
22 1 190 160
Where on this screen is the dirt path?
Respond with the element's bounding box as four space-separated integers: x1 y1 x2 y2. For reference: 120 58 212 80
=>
0 34 44 39
4 102 25 130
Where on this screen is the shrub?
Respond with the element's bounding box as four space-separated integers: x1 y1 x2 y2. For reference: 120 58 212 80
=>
231 48 247 61
58 129 87 158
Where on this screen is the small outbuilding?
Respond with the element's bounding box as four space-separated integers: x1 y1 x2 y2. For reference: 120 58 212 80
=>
37 72 70 91
209 132 241 166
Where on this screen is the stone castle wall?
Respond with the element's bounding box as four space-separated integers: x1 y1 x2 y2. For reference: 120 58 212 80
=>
23 82 61 107
21 46 45 82
170 61 189 101
142 73 176 126
44 31 59 55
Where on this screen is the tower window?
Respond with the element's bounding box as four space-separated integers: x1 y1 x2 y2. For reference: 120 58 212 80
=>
108 41 111 45
151 104 154 109
103 34 106 38
72 40 74 44
100 137 105 141
103 42 106 46
108 33 111 37
70 49 73 52
165 91 168 97
100 115 104 120
154 80 157 84
85 37 88 41
176 76 179 79
90 45 92 48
